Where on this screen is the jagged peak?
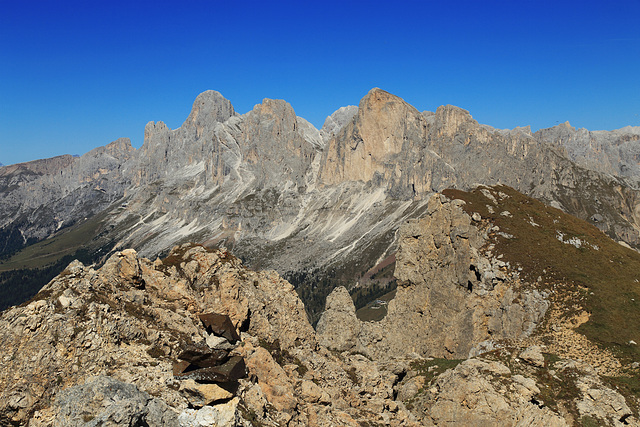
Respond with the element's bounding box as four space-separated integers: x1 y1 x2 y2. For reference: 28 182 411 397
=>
143 120 169 141
434 104 477 136
534 121 577 138
435 104 474 121
83 137 135 160
183 90 236 129
320 105 358 140
251 97 296 119
359 87 411 110
355 88 423 127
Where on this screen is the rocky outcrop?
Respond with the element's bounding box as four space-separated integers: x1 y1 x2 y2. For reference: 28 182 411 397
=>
316 286 360 351
318 192 549 359
320 105 358 142
2 202 640 425
396 352 639 426
381 194 549 358
416 358 567 426
53 376 179 426
0 244 422 426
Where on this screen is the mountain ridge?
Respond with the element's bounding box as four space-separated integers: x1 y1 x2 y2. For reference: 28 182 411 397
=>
1 88 640 319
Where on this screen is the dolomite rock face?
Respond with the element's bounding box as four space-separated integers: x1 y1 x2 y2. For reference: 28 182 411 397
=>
3 87 640 323
316 190 551 361
319 88 447 195
351 193 549 360
320 105 358 142
0 138 134 250
419 359 568 427
535 122 640 180
124 90 237 187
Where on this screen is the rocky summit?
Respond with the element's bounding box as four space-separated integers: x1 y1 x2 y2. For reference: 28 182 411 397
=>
2 185 640 425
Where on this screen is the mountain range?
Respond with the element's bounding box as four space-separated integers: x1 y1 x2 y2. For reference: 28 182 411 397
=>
1 88 640 320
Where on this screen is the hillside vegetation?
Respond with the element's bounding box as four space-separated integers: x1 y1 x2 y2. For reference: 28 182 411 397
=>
443 185 640 362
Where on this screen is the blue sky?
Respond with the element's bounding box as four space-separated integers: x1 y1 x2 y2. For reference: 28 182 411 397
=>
1 0 639 165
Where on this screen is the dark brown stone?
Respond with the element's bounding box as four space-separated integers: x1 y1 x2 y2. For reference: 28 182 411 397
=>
198 313 241 342
212 355 246 382
178 342 228 368
174 356 247 383
172 360 191 376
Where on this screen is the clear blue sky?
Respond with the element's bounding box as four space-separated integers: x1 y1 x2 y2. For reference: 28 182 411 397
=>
1 0 639 166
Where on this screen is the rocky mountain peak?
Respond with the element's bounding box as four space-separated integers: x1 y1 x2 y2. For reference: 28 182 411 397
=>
86 137 135 161
534 120 640 179
144 120 169 142
252 98 294 119
320 105 358 141
319 88 426 185
560 120 574 130
183 90 235 129
0 154 76 178
247 98 301 140
434 104 477 137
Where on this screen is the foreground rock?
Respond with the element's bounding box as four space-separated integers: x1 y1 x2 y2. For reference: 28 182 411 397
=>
2 186 640 425
319 192 549 360
319 186 640 425
0 244 418 426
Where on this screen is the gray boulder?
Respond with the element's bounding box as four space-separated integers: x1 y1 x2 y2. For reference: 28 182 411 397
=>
54 376 179 426
316 286 361 351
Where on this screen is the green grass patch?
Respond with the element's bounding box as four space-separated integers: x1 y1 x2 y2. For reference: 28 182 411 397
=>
0 211 109 271
410 358 464 385
443 185 640 362
355 288 397 322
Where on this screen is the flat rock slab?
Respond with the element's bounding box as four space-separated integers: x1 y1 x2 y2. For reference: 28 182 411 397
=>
178 342 229 368
199 313 240 342
179 379 233 407
175 356 247 383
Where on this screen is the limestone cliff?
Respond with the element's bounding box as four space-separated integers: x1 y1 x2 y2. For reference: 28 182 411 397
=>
0 139 134 259
319 191 549 360
535 122 640 180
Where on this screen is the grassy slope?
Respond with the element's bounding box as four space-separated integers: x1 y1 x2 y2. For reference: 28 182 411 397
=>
443 185 640 362
0 212 110 272
0 211 117 310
